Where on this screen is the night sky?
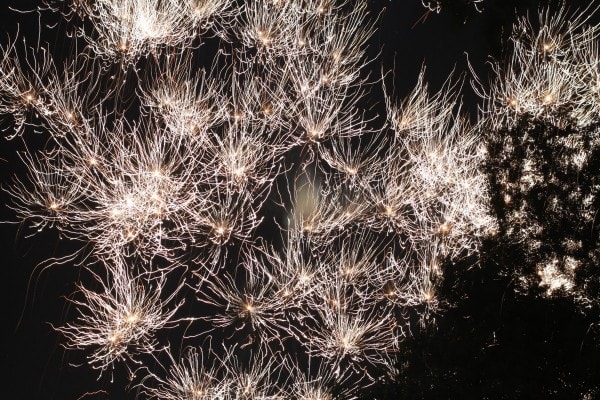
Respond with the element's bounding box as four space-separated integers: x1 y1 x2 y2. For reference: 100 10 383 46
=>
1 0 599 399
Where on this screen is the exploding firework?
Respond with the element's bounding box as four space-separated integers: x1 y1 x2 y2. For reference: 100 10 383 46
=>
480 4 600 305
0 0 502 398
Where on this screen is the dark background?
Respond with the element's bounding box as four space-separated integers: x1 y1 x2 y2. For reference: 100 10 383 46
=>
1 0 599 398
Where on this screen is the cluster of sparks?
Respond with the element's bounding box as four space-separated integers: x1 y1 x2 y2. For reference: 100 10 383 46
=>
1 0 598 398
478 3 600 302
479 3 600 128
421 0 484 14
